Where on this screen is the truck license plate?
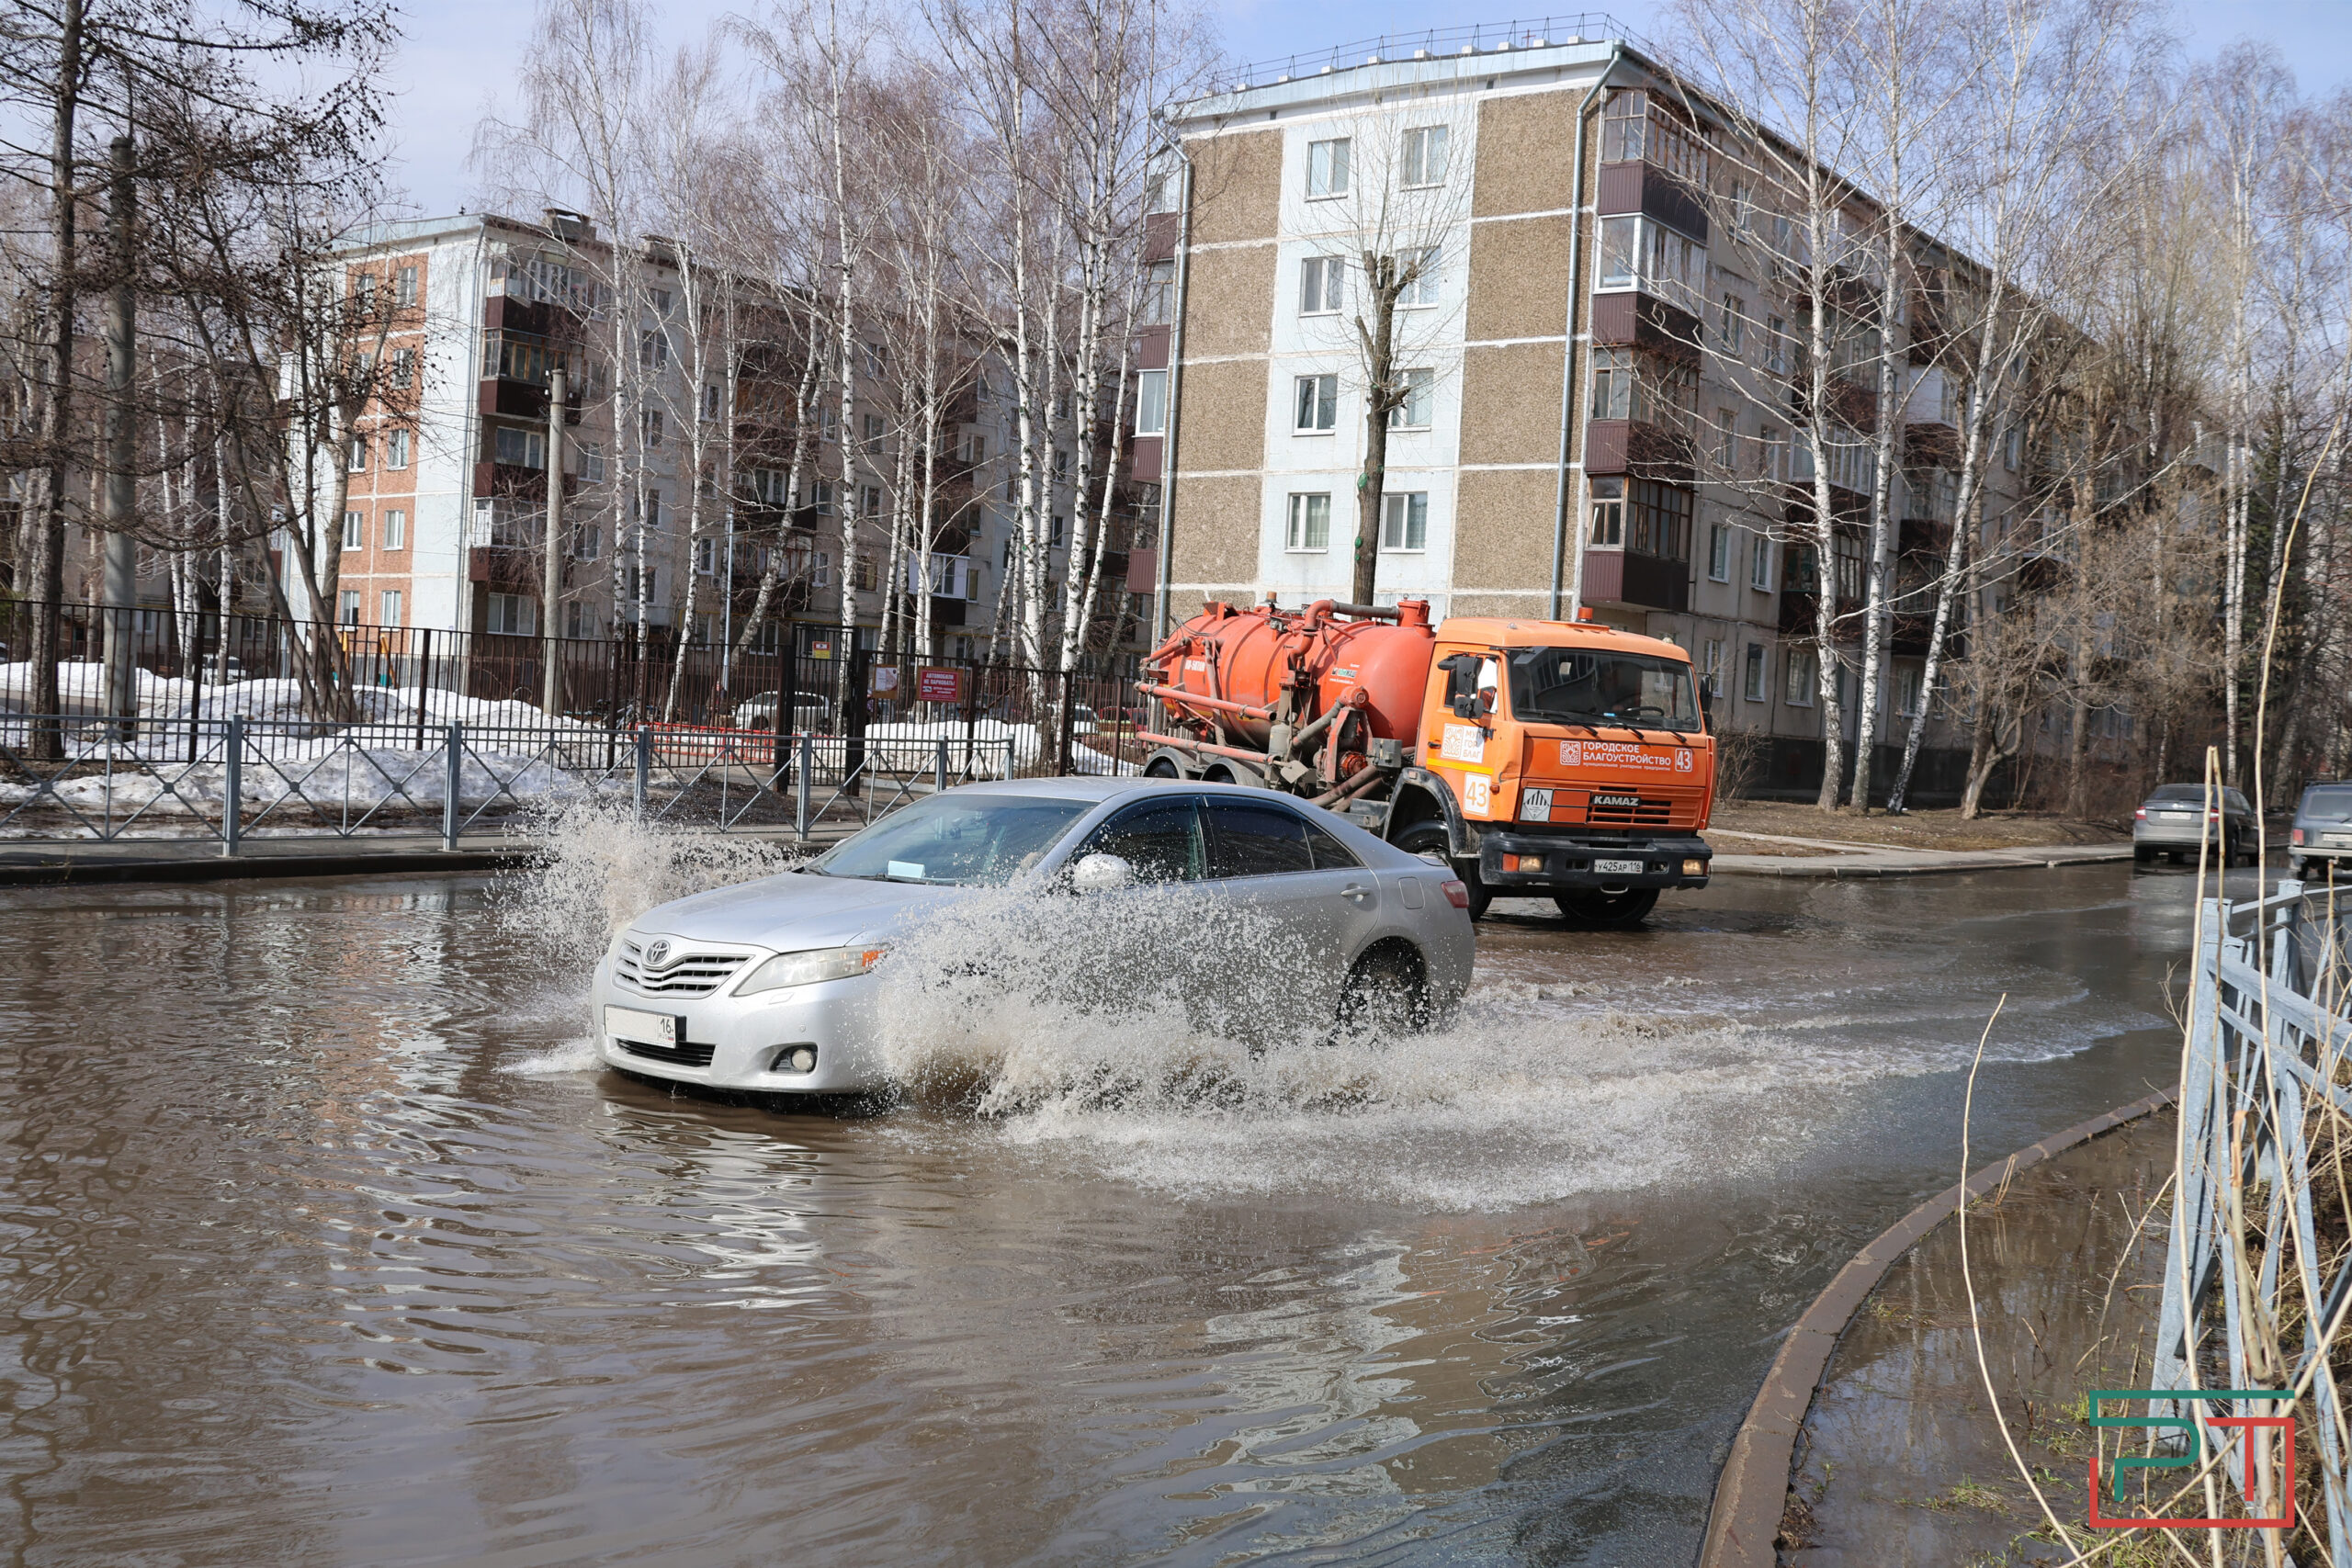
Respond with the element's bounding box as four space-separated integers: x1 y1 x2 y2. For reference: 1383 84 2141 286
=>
1593 857 1645 875
606 1005 681 1047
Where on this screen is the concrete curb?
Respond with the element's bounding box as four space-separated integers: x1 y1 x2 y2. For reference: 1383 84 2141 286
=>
1710 844 2135 879
1695 1085 2177 1568
0 845 540 886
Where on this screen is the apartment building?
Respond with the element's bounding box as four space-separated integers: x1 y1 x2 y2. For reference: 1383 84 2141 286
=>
322 210 1148 666
1144 27 2030 799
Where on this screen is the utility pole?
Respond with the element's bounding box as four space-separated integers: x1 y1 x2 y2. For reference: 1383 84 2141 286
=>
100 132 137 739
541 361 566 716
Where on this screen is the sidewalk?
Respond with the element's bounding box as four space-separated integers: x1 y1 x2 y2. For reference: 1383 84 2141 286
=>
1708 833 2135 879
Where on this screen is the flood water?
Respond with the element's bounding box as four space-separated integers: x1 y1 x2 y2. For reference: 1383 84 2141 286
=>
0 852 2260 1566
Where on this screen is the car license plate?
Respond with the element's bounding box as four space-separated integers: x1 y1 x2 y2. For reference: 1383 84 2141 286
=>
606 1005 681 1047
2329 832 2352 847
1594 857 1645 875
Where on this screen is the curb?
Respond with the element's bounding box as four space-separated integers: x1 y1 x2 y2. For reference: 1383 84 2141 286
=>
0 845 539 886
1710 845 2135 879
1695 1086 2177 1568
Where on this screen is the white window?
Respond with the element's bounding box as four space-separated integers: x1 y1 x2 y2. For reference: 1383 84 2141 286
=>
342 510 364 549
1701 637 1724 697
705 383 722 419
695 537 717 576
580 442 605 483
1708 523 1730 581
385 429 410 469
1391 367 1434 430
807 479 833 515
1294 373 1338 433
1766 316 1790 376
574 523 599 560
1053 448 1070 481
1380 491 1428 552
1785 646 1817 705
1299 255 1345 315
1142 260 1175 325
1050 513 1067 547
1144 165 1181 214
639 330 668 368
1400 246 1441 308
347 434 368 471
650 287 673 315
640 408 664 447
389 347 414 389
395 265 417 307
487 592 536 636
1716 294 1744 354
1400 125 1449 186
1750 531 1773 591
862 412 885 453
862 483 883 518
1717 409 1739 470
1306 138 1351 197
492 425 546 468
379 590 402 626
1598 216 1703 293
1134 369 1168 435
383 509 406 550
338 590 360 624
1743 642 1766 702
1286 493 1331 552
1896 662 1925 716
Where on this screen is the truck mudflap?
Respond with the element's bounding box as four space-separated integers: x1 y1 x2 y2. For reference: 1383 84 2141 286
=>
1475 830 1712 893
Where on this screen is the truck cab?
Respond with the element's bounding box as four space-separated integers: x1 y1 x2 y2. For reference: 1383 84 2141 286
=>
1377 617 1715 923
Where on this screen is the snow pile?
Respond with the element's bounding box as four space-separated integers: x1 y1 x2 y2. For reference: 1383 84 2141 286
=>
0 661 607 738
0 742 594 828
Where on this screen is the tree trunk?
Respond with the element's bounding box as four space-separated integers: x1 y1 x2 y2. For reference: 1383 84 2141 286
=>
29 0 85 759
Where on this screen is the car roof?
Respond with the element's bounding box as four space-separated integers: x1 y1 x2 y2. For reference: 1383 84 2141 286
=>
947 776 1343 807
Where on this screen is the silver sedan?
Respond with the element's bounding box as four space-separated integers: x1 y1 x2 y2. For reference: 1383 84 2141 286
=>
588 779 1477 1098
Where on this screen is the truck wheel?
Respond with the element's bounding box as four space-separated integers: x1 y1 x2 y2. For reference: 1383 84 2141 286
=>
1395 822 1490 919
1556 887 1659 929
1145 757 1180 778
1335 947 1430 1040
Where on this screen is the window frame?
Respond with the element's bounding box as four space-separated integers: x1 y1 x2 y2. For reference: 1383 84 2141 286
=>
1707 522 1731 581
1306 137 1351 199
1285 491 1332 553
1390 367 1435 431
1298 254 1345 316
383 509 406 550
1292 373 1338 434
1380 491 1429 553
1134 369 1168 435
1399 124 1450 187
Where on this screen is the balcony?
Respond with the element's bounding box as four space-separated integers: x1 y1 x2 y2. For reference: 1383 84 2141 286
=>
1581 548 1689 614
1584 418 1695 481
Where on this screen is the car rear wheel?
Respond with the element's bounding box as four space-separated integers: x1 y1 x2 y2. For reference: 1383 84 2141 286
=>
1336 947 1430 1040
1395 822 1489 919
1555 887 1660 929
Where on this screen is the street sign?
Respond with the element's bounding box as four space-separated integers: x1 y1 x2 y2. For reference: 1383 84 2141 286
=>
916 667 966 704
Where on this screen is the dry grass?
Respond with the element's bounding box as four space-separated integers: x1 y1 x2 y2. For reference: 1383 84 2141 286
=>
1712 798 2129 852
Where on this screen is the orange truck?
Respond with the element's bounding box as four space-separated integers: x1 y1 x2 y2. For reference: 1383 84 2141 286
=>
1139 597 1716 924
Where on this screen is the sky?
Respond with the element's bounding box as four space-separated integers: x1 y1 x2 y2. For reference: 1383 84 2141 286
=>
386 0 2352 218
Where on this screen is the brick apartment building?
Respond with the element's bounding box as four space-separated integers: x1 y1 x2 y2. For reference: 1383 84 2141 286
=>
1139 27 2039 798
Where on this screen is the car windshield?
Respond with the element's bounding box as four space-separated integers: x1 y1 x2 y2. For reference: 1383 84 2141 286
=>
807 793 1091 886
1505 647 1701 730
2303 786 2352 822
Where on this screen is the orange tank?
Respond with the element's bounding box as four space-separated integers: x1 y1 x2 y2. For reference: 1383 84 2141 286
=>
1146 599 1435 750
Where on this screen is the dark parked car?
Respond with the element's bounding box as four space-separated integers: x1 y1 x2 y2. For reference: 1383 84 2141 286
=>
2133 783 2260 866
2290 782 2352 881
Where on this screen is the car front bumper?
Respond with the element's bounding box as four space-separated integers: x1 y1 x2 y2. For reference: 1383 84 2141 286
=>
1476 831 1711 892
588 958 888 1094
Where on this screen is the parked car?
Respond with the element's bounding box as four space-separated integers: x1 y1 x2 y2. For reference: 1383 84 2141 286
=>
589 779 1476 1099
2290 782 2352 881
731 692 831 731
202 654 245 684
2133 783 2261 866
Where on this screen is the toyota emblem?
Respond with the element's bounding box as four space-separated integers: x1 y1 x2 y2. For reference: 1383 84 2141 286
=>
645 939 672 967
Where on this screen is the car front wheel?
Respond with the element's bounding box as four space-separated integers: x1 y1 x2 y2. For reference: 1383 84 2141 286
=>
1556 887 1660 929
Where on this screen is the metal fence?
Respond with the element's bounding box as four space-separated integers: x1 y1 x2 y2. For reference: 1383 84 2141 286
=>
2153 878 2352 1552
0 713 1020 850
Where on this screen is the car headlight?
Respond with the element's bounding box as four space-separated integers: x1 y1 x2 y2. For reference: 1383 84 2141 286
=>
734 945 887 996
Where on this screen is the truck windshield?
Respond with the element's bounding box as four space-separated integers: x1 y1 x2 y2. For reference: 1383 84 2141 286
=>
1505 647 1701 731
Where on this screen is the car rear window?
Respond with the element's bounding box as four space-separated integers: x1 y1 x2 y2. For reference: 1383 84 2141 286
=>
2148 784 2210 803
2303 786 2352 822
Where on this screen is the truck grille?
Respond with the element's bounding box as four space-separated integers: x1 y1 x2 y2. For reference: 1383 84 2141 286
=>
617 1038 717 1068
1586 797 1672 827
616 937 751 996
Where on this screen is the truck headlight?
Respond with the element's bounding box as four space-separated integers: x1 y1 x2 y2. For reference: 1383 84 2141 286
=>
735 946 887 996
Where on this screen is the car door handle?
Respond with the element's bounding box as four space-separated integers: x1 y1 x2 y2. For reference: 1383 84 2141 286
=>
1340 883 1372 903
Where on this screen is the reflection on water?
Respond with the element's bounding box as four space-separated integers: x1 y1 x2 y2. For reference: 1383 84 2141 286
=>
0 861 2247 1564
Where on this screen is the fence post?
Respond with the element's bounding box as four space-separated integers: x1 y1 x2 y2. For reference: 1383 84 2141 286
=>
1057 671 1077 777
796 733 812 840
935 737 948 794
634 725 651 823
414 627 432 754
443 720 463 852
221 716 243 857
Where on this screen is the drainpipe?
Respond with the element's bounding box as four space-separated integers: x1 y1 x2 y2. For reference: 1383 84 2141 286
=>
1152 134 1195 646
1549 45 1621 621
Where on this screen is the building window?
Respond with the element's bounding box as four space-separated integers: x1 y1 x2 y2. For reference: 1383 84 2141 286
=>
1750 531 1773 591
650 287 673 315
1294 373 1338 433
1716 409 1740 470
339 590 361 624
1700 637 1724 698
1380 491 1428 552
574 522 599 560
1142 260 1175 325
1627 479 1692 560
1134 369 1167 435
1766 316 1790 376
383 509 406 550
487 592 536 636
1399 246 1441 308
580 442 605 483
385 429 410 469
379 590 402 626
341 510 365 550
806 479 833 515
1285 492 1331 552
1144 164 1180 213
1785 646 1818 705
862 412 885 453
704 383 722 419
2003 426 2022 470
1053 448 1070 481
1589 477 1624 546
1708 523 1730 581
1743 642 1766 703
492 425 546 468
1597 215 1703 293
1400 124 1450 186
1299 254 1344 315
1306 138 1351 198
1589 348 1694 429
347 434 368 471
389 347 414 389
1716 294 1745 354
1896 662 1925 716
639 330 668 369
1049 513 1068 547
395 265 417 307
1391 367 1434 430
640 408 664 447
351 271 376 305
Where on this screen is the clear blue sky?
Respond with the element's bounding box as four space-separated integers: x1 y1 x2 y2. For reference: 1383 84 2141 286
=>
385 0 2352 217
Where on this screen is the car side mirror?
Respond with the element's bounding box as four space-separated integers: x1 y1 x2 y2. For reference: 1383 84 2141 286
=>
1070 852 1135 894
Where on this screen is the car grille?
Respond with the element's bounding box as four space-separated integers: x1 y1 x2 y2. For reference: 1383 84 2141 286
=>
617 1038 717 1068
1586 797 1672 827
616 937 752 996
